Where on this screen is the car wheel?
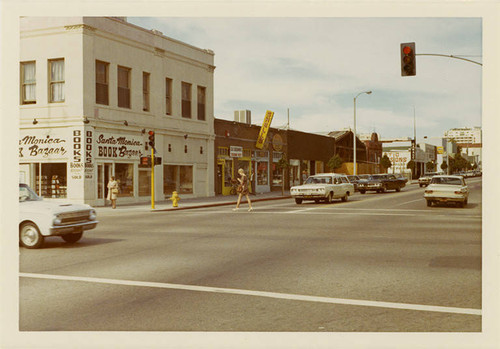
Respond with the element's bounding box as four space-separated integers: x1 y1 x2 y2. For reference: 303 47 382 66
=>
20 222 44 249
419 184 423 187
61 232 83 244
325 193 333 204
426 200 432 207
396 187 401 192
341 193 348 202
360 190 365 194
295 198 302 204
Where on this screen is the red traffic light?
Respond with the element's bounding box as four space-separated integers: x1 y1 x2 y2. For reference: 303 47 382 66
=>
148 130 154 136
148 130 155 148
402 46 413 55
400 42 416 77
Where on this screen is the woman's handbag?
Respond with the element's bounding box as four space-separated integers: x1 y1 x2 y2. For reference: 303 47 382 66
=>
112 187 119 194
236 185 243 193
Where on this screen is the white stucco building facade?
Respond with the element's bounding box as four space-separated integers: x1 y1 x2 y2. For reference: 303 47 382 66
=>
19 17 215 206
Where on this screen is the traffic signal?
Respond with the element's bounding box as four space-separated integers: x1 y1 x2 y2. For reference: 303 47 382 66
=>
148 130 155 148
400 42 416 76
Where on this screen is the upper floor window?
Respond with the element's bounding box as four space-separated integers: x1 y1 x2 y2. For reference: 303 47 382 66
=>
143 72 150 112
197 86 206 121
118 66 131 109
182 82 191 118
165 78 172 115
21 61 36 104
49 59 65 103
96 60 109 105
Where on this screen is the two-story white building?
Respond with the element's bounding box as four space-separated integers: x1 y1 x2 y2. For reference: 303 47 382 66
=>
19 17 215 206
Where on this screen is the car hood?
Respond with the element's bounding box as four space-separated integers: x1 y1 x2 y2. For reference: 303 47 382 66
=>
20 200 93 213
358 179 381 184
291 184 328 190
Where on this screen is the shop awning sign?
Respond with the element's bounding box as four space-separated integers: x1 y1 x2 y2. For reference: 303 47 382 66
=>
255 110 274 149
230 146 243 158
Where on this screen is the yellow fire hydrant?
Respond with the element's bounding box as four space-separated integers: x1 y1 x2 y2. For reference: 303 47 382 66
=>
169 191 180 207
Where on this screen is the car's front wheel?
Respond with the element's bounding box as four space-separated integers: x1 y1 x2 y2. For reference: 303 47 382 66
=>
20 222 44 249
325 192 333 204
359 190 366 194
426 200 432 207
61 232 83 244
396 187 401 192
295 198 303 204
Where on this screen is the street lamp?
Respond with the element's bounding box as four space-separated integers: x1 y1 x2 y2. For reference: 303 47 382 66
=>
353 91 372 175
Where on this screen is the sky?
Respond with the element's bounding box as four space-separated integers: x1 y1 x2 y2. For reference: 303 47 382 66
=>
128 17 482 140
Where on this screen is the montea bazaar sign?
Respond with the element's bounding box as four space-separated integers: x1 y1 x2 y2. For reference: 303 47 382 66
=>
255 110 274 149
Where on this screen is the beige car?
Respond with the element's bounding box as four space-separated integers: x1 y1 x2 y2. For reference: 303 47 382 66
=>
424 175 469 208
290 173 354 204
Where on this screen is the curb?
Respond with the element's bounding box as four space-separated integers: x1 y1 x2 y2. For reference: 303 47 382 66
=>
151 195 292 212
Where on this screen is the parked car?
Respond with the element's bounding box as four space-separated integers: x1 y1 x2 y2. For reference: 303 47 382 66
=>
357 174 406 194
418 172 442 187
290 173 354 204
19 183 98 248
424 175 469 208
347 175 361 192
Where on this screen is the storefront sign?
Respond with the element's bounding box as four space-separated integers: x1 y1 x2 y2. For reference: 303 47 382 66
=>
255 110 274 149
95 132 145 159
437 146 444 154
230 146 243 158
19 131 68 161
272 134 284 151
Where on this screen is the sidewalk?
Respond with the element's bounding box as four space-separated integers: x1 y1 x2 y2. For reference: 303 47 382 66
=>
95 191 292 214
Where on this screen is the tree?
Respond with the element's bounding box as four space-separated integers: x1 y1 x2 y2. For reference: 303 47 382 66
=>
426 161 435 172
327 155 344 173
440 161 448 172
407 160 416 179
277 156 290 195
380 155 392 171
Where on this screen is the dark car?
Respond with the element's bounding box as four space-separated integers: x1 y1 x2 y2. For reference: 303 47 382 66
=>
347 175 361 191
357 174 406 194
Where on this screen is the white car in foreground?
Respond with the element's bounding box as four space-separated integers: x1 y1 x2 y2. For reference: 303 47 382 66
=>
424 175 469 208
290 173 354 204
19 183 98 248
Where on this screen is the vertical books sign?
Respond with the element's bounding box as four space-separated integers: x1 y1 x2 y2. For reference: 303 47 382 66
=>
255 110 274 149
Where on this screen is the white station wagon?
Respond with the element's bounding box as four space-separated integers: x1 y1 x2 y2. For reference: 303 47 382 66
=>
290 173 354 204
19 183 98 248
424 175 469 208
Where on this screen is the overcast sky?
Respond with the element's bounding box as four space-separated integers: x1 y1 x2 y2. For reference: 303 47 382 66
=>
128 17 482 140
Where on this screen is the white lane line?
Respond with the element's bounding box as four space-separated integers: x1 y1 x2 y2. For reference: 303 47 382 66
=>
393 199 427 207
20 272 481 316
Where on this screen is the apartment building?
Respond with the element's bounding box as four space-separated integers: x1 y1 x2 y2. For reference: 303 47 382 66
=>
19 17 215 206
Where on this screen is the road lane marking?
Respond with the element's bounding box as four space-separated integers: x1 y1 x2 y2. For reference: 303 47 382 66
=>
20 272 481 316
393 199 426 207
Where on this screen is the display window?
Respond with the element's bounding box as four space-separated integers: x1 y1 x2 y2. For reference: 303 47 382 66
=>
163 165 193 195
223 160 233 187
138 170 151 196
115 163 134 197
35 163 67 198
257 161 268 185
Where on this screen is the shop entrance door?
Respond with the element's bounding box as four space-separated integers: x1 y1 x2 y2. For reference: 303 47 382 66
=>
97 163 113 205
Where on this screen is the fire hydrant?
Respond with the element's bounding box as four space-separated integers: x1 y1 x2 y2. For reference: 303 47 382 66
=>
169 191 180 207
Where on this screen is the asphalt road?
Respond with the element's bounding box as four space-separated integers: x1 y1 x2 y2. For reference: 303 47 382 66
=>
19 179 482 333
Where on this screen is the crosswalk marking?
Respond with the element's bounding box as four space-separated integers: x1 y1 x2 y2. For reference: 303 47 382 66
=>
20 272 481 316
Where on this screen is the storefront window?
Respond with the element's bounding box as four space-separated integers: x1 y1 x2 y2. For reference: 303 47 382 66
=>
224 160 233 187
138 170 151 196
115 163 133 197
35 163 67 198
272 162 283 186
257 161 268 185
164 165 193 195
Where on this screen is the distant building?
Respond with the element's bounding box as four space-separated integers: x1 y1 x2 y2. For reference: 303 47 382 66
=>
444 126 482 144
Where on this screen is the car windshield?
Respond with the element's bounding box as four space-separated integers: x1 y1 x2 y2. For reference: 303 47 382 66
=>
370 175 385 180
305 176 332 184
19 184 42 202
430 177 464 186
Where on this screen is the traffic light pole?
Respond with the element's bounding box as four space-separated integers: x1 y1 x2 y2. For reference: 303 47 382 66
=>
151 147 155 209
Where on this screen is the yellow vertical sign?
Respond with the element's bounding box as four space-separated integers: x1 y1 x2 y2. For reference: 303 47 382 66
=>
255 110 274 149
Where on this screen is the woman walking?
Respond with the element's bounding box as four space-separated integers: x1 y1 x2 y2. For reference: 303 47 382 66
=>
233 168 253 211
107 176 119 209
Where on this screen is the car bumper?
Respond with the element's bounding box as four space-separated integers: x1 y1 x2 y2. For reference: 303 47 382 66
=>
49 221 98 236
292 193 325 199
424 195 467 203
